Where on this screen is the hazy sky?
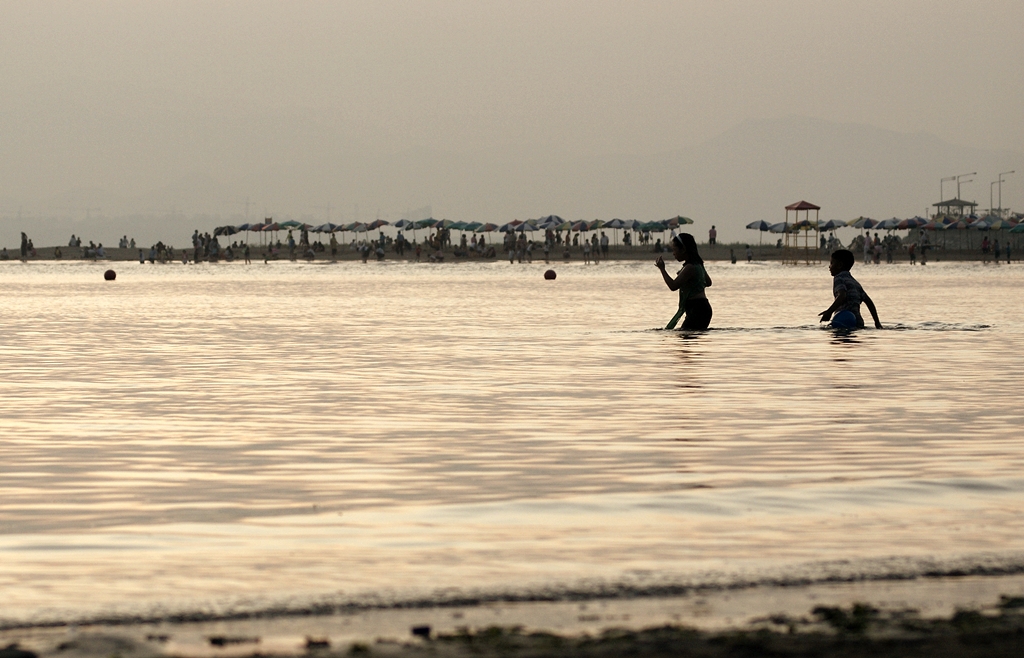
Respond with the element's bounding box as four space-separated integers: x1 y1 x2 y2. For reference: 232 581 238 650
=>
2 0 1022 237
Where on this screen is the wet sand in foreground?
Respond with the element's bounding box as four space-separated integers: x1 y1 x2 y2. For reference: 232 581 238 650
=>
3 574 1024 658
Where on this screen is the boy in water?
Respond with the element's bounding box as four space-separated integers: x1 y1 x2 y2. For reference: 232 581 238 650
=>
819 249 882 329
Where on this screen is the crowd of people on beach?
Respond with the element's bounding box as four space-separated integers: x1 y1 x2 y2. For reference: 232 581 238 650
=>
4 218 1021 268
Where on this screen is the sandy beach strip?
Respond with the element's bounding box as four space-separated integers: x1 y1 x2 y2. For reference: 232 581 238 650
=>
1 243 1015 264
2 573 1024 657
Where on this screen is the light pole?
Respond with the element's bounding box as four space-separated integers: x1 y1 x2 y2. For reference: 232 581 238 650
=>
991 181 998 214
998 171 1015 215
940 175 956 202
956 172 976 199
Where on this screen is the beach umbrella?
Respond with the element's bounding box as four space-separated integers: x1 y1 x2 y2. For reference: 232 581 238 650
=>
278 220 304 229
602 218 626 245
768 222 790 233
1010 223 1024 233
589 219 605 230
665 215 694 226
570 221 589 232
214 225 238 236
746 220 771 246
988 218 1016 231
943 219 969 251
849 217 878 229
475 223 499 233
516 222 539 232
876 218 901 231
969 219 991 230
414 218 438 229
537 215 565 229
259 222 280 247
817 219 846 231
393 219 415 229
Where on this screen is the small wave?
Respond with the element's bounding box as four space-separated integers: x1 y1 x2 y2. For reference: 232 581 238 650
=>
4 553 1024 631
618 322 993 334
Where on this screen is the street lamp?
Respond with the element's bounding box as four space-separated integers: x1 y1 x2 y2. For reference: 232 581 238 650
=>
956 172 976 199
991 181 998 214
940 175 956 202
998 171 1015 215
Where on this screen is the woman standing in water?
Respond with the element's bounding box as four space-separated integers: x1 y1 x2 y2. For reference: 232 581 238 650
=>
655 233 713 330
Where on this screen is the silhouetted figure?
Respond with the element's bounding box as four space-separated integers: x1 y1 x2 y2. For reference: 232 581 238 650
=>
20 232 29 260
655 233 713 330
819 249 882 330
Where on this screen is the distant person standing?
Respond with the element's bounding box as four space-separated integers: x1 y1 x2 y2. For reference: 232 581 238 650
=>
1006 242 1012 264
708 225 717 245
600 231 609 258
746 245 753 262
20 232 29 260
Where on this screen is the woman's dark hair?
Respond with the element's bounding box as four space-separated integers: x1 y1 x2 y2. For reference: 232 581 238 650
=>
831 249 855 271
672 233 703 264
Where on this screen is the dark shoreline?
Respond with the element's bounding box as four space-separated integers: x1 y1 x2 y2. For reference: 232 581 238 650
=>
3 598 1024 658
1 242 1019 264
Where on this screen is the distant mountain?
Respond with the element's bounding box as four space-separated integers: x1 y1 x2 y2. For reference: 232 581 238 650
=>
236 115 1020 241
6 116 1021 246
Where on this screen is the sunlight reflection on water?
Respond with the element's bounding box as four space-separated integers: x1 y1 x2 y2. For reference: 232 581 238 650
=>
1 260 1023 623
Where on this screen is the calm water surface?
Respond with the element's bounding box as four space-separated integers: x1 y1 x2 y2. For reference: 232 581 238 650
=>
1 259 1022 624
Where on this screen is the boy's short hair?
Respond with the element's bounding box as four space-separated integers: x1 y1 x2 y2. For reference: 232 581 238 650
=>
831 249 855 272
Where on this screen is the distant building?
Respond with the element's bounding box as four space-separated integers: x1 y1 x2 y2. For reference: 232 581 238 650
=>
932 198 977 217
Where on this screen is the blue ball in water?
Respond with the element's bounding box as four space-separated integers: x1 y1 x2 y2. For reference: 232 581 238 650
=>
831 310 857 329
104 269 116 281
544 269 556 280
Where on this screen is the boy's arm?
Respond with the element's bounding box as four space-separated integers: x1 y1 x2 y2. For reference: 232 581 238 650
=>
819 290 846 321
863 293 882 329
